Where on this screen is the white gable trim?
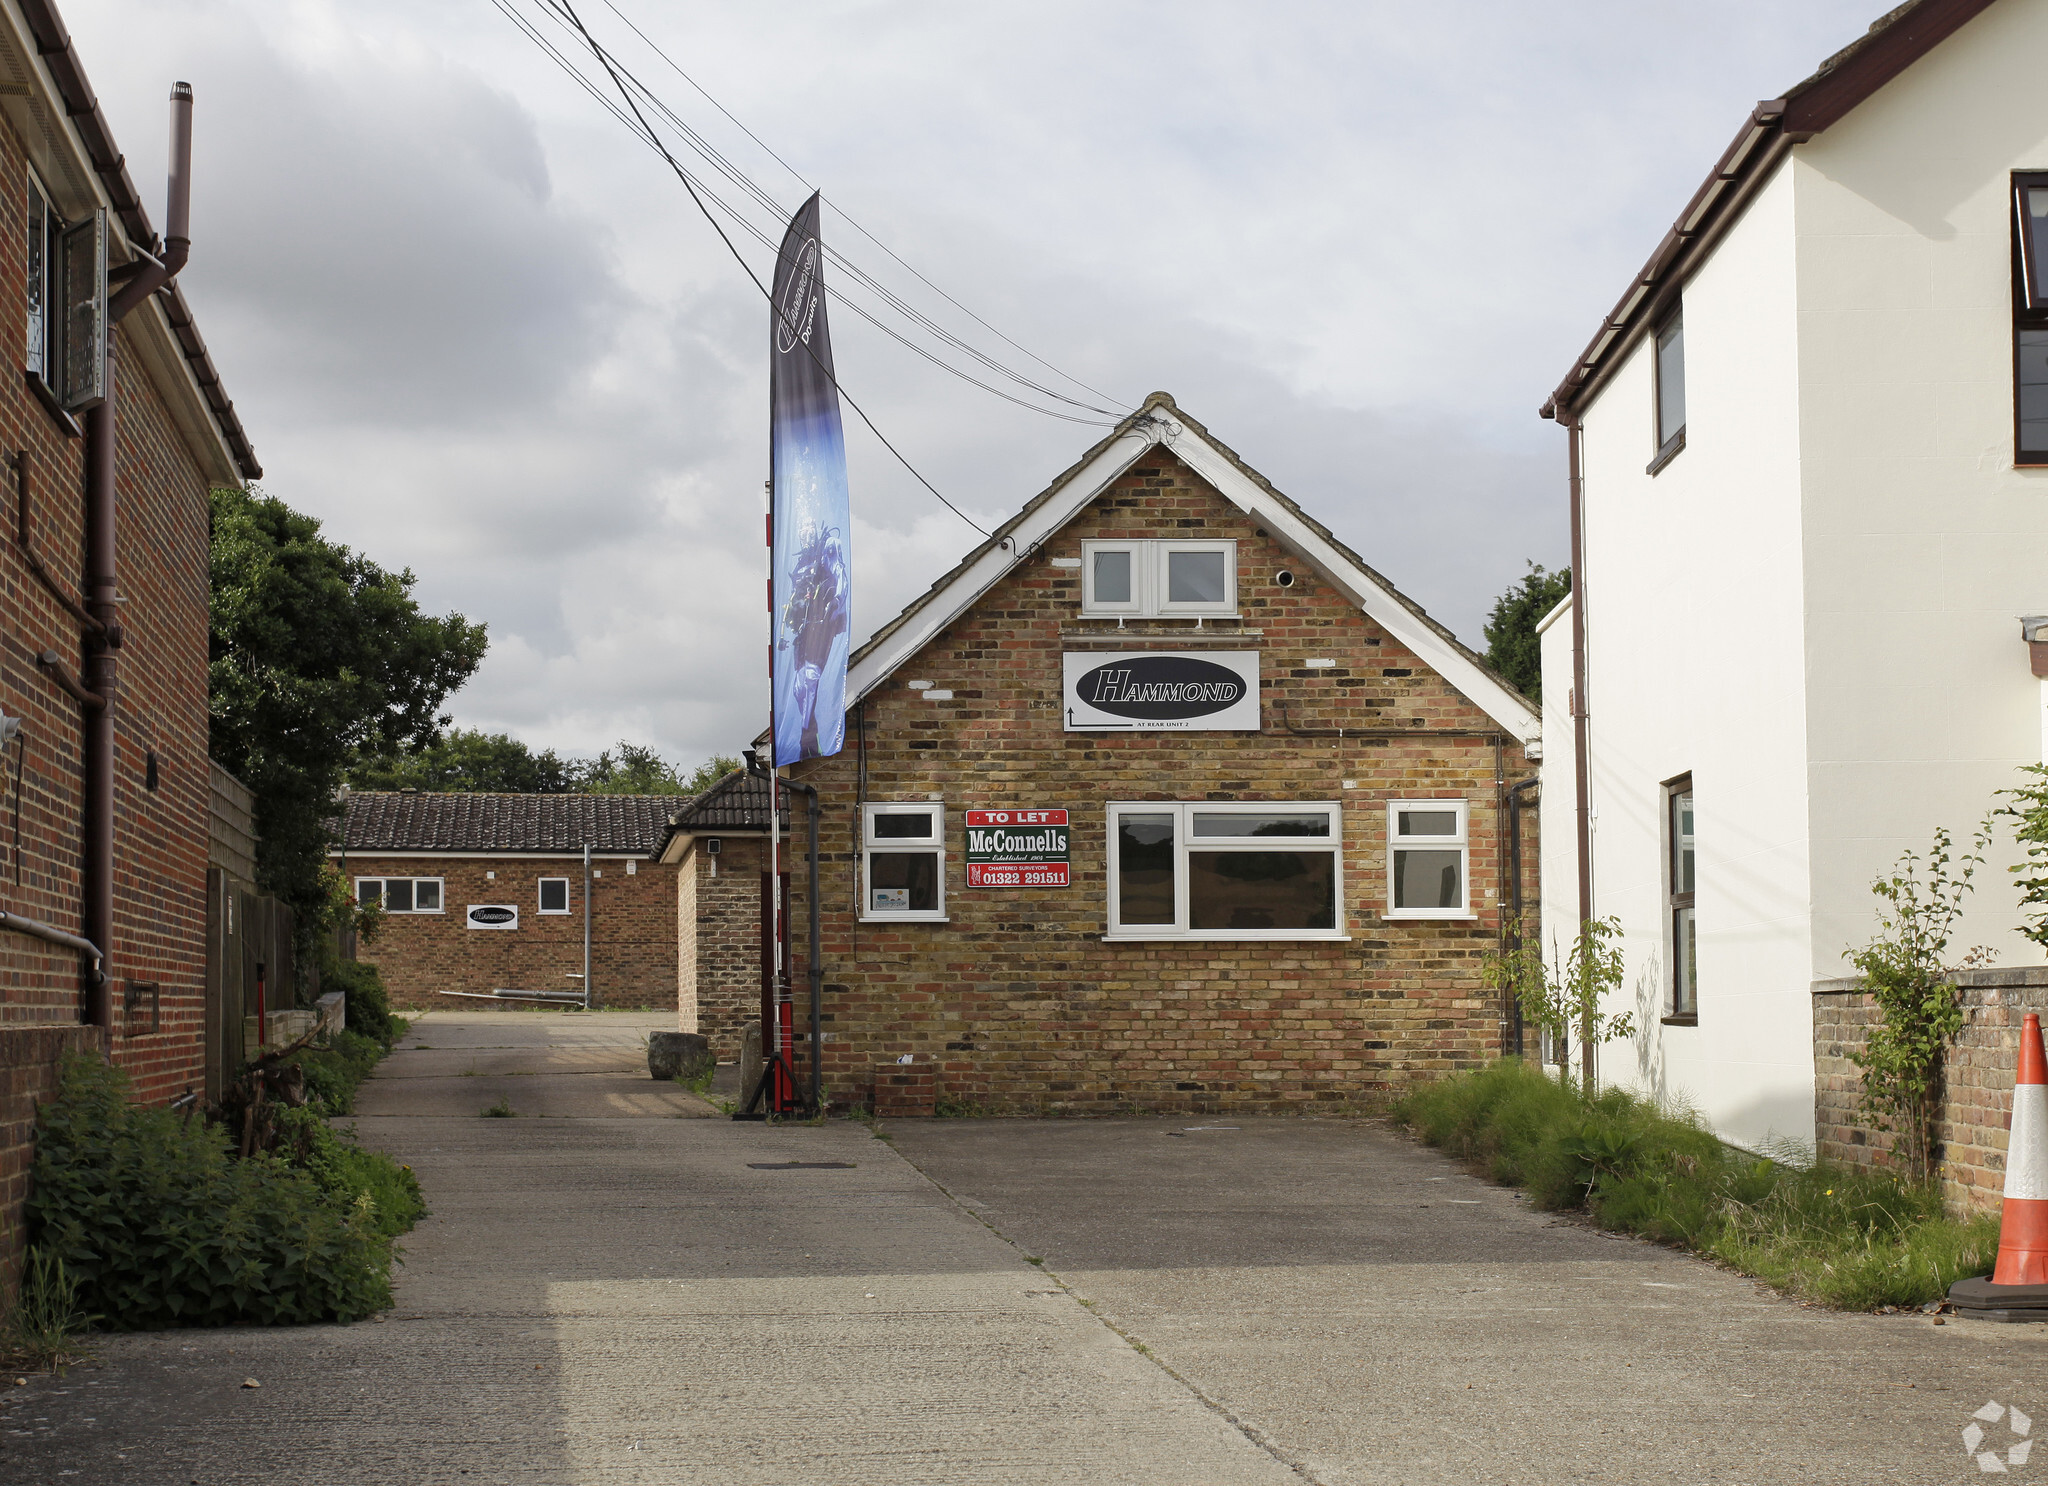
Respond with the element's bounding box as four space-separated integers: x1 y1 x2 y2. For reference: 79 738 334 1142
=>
848 412 1540 742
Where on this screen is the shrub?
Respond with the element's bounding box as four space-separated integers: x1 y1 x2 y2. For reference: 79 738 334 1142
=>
327 959 406 1046
29 1054 398 1328
272 1106 424 1241
287 1028 386 1116
1396 1058 1998 1309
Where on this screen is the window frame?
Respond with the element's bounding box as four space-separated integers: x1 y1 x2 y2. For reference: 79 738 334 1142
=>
1104 800 1346 942
2013 172 2048 466
1665 775 1697 1022
860 802 947 923
1648 305 1686 474
537 876 571 915
1384 799 1473 921
25 166 53 385
354 876 446 915
1079 539 1239 619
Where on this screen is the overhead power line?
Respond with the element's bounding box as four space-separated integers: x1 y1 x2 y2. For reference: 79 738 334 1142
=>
539 0 996 536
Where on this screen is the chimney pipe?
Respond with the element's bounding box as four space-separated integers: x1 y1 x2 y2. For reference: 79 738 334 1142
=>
108 81 191 321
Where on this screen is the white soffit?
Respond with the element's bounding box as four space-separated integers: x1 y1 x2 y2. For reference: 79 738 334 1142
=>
848 409 1541 743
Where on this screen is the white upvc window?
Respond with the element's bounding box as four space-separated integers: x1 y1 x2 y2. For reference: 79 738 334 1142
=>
1385 801 1470 919
1080 539 1237 618
356 876 445 914
862 802 946 921
1105 801 1344 940
538 877 570 914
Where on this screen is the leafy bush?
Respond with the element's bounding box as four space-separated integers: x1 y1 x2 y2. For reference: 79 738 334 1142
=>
327 958 406 1046
1397 1058 1999 1309
272 1106 424 1240
287 1028 386 1116
29 1055 399 1328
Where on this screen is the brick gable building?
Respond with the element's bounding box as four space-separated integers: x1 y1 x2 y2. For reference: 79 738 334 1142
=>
335 792 685 1011
670 395 1542 1112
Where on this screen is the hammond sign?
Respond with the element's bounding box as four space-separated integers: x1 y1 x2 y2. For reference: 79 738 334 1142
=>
1063 650 1260 731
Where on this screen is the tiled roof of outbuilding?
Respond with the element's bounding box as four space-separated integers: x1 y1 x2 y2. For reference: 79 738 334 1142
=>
665 771 787 833
337 793 688 855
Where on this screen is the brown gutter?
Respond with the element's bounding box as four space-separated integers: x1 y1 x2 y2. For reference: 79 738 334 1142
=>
14 0 260 479
1563 414 1593 1087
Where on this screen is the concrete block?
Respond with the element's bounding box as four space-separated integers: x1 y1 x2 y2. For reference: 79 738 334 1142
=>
648 1031 712 1082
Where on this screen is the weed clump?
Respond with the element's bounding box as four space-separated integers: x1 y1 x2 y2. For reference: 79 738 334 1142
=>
1396 1058 1997 1309
28 1055 409 1328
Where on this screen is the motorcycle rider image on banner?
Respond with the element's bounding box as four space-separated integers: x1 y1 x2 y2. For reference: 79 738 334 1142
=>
770 190 852 767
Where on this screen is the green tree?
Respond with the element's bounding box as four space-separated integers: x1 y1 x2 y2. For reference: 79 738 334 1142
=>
346 728 577 793
1483 915 1634 1092
209 486 487 943
1482 562 1571 702
577 743 738 795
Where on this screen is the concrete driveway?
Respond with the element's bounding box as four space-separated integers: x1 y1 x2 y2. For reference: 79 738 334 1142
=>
3 1015 2043 1484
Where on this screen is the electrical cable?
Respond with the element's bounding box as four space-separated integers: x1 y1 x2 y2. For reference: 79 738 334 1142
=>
544 0 996 536
597 0 1126 411
521 0 1119 423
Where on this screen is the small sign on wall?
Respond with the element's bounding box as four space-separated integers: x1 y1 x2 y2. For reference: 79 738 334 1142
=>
467 904 519 930
965 809 1071 887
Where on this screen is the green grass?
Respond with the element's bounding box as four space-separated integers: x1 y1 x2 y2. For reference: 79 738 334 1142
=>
1 1248 95 1374
1395 1058 1998 1310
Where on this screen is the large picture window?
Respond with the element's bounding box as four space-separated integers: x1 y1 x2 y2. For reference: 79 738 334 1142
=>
1106 801 1343 940
1080 540 1237 618
1386 801 1470 919
1667 778 1697 1019
862 803 946 921
356 877 444 914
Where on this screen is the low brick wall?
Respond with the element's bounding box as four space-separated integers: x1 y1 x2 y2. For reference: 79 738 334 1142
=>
1813 967 2048 1213
1 1024 109 1302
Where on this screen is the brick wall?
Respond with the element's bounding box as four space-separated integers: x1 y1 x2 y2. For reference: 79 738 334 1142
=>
1813 968 2048 1212
679 834 768 1058
759 451 1535 1114
349 854 680 1011
0 1025 106 1303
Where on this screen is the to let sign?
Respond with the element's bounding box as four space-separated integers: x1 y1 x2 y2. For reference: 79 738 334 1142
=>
965 809 1070 887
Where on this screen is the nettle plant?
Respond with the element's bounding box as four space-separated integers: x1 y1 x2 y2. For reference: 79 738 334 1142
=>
1485 916 1635 1092
1844 820 1994 1186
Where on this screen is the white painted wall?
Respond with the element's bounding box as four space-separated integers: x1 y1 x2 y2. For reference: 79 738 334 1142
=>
1546 0 2048 1155
1792 0 2048 979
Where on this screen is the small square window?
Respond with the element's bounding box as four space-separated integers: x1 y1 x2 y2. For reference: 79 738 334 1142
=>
1386 801 1470 918
863 803 947 920
384 878 414 913
1092 548 1134 605
357 878 381 906
414 879 442 912
1079 540 1237 617
538 877 570 914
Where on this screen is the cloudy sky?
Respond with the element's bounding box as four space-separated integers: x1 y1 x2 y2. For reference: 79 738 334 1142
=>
71 0 1879 770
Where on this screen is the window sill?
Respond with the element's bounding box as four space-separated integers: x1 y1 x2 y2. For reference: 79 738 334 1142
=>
1382 912 1478 922
1660 1013 1699 1027
1646 428 1686 476
536 910 572 916
24 371 81 439
859 915 949 925
1102 932 1351 943
1075 612 1243 623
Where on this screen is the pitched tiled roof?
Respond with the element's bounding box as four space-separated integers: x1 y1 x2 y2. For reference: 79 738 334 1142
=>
666 772 787 833
337 793 688 855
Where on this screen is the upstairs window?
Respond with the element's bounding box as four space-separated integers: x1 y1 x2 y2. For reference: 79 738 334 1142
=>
356 876 443 914
1651 306 1686 471
862 803 946 921
26 171 51 383
2014 173 2048 464
1081 540 1236 617
23 168 105 413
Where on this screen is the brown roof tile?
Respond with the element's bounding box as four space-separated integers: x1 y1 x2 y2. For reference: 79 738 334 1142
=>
338 793 687 855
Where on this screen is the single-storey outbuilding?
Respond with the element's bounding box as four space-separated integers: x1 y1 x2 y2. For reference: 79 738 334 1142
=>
665 393 1542 1112
334 792 684 1011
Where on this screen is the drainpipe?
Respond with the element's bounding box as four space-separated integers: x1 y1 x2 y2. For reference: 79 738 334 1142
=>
2023 616 2048 760
1564 411 1595 1088
582 841 592 1010
1504 775 1540 1057
76 83 194 1031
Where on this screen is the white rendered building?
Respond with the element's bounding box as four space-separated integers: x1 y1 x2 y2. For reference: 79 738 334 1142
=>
1538 0 2048 1149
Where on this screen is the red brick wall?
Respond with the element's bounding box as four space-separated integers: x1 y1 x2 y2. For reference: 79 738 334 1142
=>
764 451 1535 1114
679 834 769 1058
348 854 680 1011
0 1026 107 1303
1815 969 2048 1213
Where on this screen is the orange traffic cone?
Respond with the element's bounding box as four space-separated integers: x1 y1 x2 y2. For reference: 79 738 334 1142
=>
1950 1012 2048 1320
